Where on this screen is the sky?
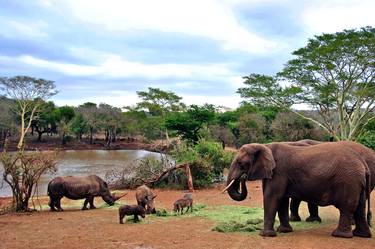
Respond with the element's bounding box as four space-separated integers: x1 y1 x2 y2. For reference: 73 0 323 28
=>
0 0 374 109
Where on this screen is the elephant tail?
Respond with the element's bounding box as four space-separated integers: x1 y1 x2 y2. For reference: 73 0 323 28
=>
366 172 372 227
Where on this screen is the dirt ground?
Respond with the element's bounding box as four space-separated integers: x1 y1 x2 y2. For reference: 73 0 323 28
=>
0 181 374 249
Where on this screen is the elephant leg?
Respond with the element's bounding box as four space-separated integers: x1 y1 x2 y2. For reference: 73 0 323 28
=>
306 203 321 222
260 194 279 236
331 210 353 238
82 198 89 210
89 197 96 209
289 198 302 222
353 189 371 238
277 197 293 233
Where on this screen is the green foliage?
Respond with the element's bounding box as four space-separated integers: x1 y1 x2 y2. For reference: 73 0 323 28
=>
237 113 267 145
357 131 375 150
70 113 89 139
171 140 234 187
165 104 216 142
135 87 185 116
238 27 375 141
271 112 317 141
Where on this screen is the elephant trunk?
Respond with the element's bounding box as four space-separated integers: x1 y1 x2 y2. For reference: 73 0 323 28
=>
226 175 248 201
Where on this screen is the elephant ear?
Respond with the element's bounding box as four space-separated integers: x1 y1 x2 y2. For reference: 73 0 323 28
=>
243 144 276 180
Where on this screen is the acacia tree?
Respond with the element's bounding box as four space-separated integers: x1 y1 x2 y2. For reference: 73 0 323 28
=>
134 87 186 140
238 27 375 141
165 104 216 142
0 76 58 211
0 76 57 148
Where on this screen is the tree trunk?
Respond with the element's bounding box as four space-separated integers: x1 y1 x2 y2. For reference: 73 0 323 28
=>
89 127 93 144
185 164 194 192
37 131 43 142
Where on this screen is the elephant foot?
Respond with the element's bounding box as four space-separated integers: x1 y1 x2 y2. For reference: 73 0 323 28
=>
306 216 322 222
277 225 293 233
259 229 277 237
57 208 64 212
331 228 353 238
82 206 89 210
90 206 96 209
289 214 301 222
353 227 372 238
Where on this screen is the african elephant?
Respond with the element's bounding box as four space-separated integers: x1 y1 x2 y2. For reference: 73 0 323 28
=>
47 175 126 211
225 142 371 238
289 140 374 223
135 185 157 214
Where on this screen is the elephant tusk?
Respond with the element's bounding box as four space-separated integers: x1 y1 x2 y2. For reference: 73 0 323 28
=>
221 179 235 193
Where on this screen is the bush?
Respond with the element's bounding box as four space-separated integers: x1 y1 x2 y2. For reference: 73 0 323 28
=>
171 139 235 187
357 131 375 150
1 149 58 211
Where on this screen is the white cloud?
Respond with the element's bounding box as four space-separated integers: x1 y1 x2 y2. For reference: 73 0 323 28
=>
61 0 277 54
15 54 236 81
53 90 139 108
2 20 48 38
179 94 242 109
303 0 375 34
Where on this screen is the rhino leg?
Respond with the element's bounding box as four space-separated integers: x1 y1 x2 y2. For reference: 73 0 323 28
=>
82 198 89 210
56 198 63 211
49 196 57 211
89 197 96 209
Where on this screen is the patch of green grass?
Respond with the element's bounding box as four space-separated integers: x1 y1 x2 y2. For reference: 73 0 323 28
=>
194 205 263 223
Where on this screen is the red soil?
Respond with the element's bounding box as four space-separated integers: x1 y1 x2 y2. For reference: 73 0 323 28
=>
0 181 374 249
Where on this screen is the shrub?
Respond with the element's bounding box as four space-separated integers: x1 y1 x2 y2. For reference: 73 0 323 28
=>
171 139 235 187
1 149 58 211
357 131 375 150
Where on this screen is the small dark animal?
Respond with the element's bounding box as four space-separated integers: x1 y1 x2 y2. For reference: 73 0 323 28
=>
119 205 146 224
135 185 157 214
173 198 193 214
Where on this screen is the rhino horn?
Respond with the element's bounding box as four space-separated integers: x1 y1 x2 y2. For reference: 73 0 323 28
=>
112 192 128 201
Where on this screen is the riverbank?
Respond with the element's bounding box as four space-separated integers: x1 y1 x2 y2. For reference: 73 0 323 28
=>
0 136 172 153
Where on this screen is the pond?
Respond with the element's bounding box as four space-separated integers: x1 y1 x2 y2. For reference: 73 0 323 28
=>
0 150 162 197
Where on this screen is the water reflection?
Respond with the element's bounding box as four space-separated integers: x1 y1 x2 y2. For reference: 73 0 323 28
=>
0 150 161 196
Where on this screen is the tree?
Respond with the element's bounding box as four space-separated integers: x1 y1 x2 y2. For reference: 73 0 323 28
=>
77 102 99 144
238 27 375 141
1 150 57 211
70 113 89 140
134 87 186 140
165 104 216 142
0 76 57 148
0 97 16 145
271 112 316 141
135 87 185 115
0 75 58 212
55 106 75 145
97 103 122 148
31 101 58 142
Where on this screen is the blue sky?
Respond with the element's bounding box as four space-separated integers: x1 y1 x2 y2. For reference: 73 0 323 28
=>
0 0 374 109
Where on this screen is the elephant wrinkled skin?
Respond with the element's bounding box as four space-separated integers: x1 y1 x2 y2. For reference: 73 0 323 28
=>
226 142 371 238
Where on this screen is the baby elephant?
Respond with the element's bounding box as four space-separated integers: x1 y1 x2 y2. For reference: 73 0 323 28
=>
173 198 193 214
119 205 146 224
